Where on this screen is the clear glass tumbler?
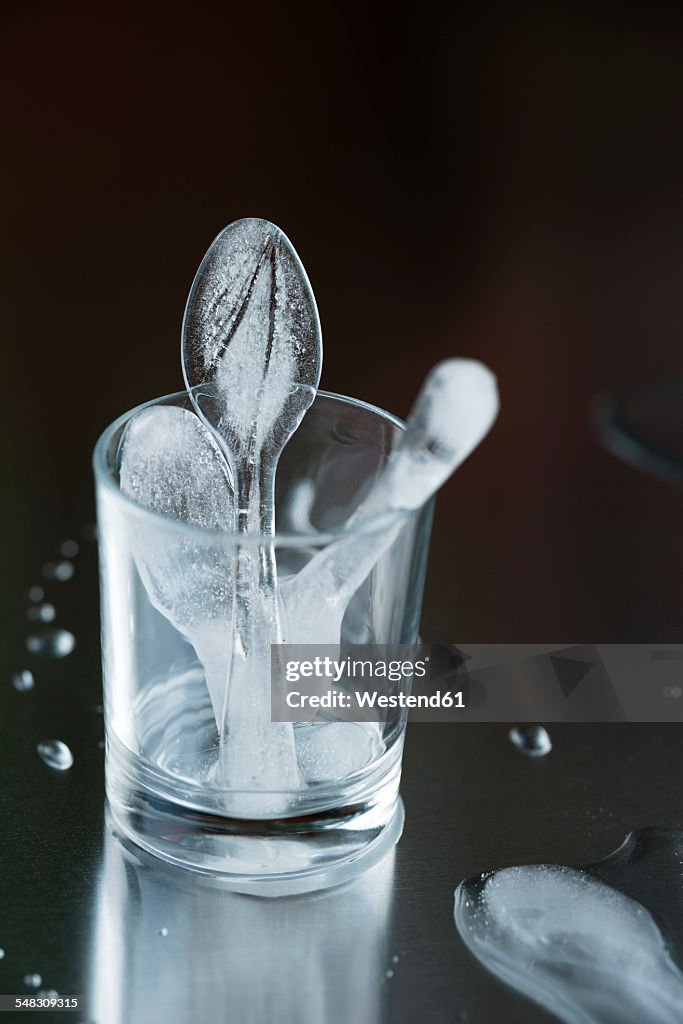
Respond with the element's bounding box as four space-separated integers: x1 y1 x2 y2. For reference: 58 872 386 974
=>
94 389 434 894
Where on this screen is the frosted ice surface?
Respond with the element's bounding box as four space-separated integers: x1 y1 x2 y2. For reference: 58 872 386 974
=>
369 359 499 515
119 406 234 721
296 723 383 783
454 864 683 1024
119 405 233 532
182 218 322 462
219 618 301 815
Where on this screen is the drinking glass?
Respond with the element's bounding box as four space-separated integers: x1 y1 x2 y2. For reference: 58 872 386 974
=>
94 389 434 894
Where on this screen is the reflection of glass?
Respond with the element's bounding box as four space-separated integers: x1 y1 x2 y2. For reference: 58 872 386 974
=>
93 390 434 892
89 815 396 1024
595 381 683 485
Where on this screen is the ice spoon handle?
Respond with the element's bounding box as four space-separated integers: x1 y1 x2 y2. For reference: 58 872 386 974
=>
219 451 299 791
280 359 499 646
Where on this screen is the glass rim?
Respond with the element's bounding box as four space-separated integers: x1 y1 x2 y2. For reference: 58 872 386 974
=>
93 388 421 548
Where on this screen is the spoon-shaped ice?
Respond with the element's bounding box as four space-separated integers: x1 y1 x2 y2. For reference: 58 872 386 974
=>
118 405 234 721
182 218 322 800
280 359 499 645
182 219 321 476
454 864 683 1024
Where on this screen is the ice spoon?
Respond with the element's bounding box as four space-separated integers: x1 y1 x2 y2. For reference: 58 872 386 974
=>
117 405 234 723
454 863 683 1024
279 360 499 645
182 218 322 799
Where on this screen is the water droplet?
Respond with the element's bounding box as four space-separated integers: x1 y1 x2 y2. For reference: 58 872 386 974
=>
664 686 682 699
60 539 79 557
12 670 35 692
37 989 59 998
37 740 74 771
508 725 552 757
28 585 44 602
0 948 5 959
157 927 169 937
98 739 105 749
392 954 399 963
82 523 98 542
27 603 56 623
94 704 103 714
42 561 74 582
26 629 76 658
385 969 394 979
23 974 42 988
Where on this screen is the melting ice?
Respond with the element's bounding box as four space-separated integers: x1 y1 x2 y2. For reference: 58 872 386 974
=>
455 863 683 1024
119 404 233 721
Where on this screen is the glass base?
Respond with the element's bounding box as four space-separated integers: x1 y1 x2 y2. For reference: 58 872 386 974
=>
104 734 405 896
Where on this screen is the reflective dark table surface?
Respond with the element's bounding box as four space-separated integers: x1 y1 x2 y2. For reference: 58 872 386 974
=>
2 533 682 1024
3 4 683 1020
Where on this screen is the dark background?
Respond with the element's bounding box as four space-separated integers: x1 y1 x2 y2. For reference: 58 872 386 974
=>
2 0 682 640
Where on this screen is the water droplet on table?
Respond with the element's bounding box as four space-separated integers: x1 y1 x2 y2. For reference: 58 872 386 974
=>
28 585 44 602
23 974 42 988
27 603 56 623
508 725 552 757
42 561 74 582
60 539 79 557
12 670 34 692
37 740 74 771
26 629 76 658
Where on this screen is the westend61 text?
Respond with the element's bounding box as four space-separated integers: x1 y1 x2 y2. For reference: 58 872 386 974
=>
285 690 465 710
